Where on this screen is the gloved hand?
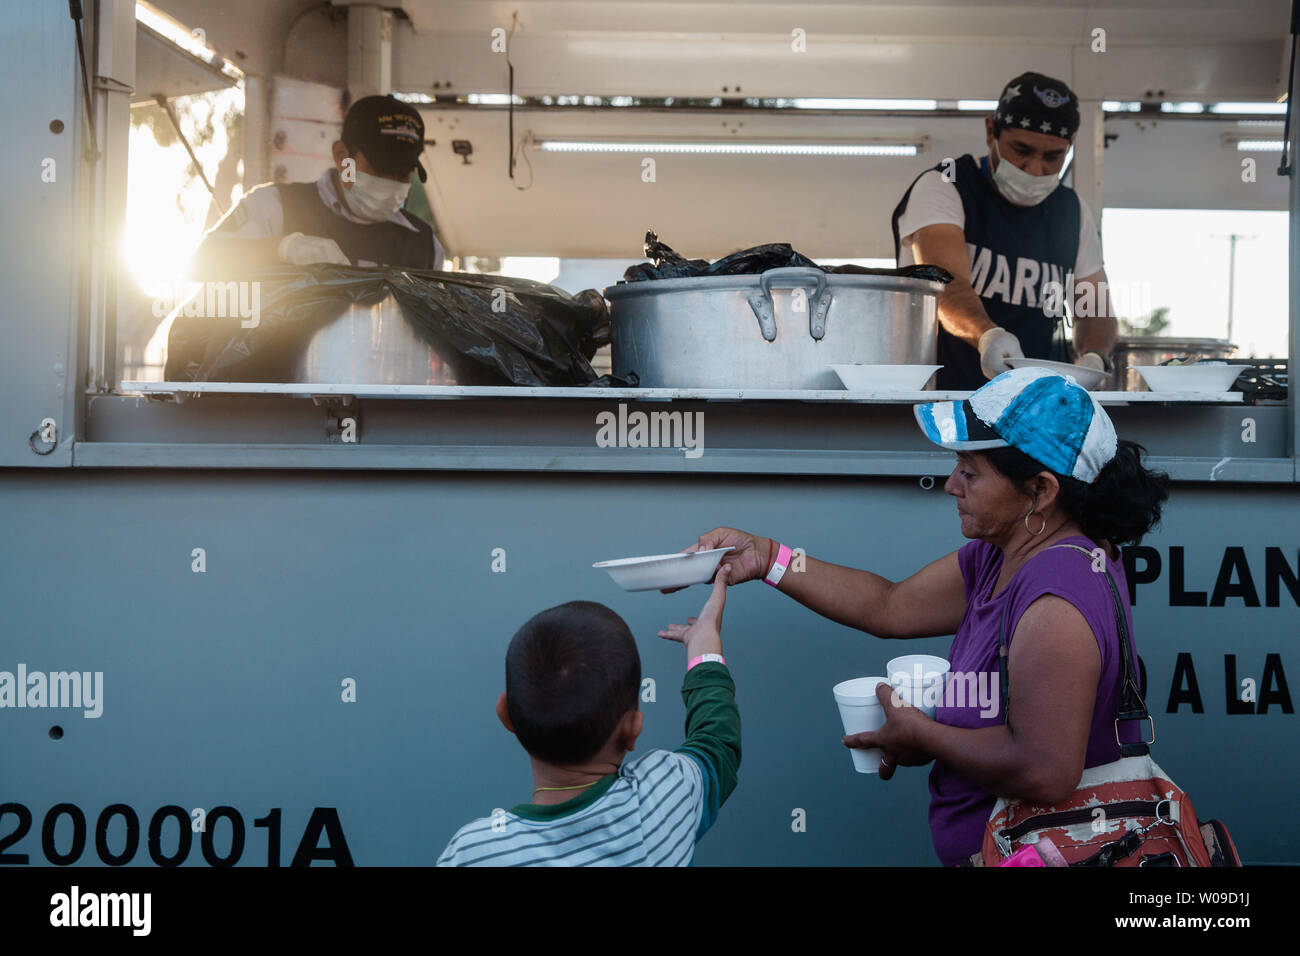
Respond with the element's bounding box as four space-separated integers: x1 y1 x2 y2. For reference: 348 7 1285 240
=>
978 327 1024 380
277 232 351 266
1074 351 1107 372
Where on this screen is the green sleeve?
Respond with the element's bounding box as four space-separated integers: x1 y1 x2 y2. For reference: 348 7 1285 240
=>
673 662 741 836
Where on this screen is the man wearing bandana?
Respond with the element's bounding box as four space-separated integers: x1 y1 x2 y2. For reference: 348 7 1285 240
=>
192 94 444 274
891 72 1116 390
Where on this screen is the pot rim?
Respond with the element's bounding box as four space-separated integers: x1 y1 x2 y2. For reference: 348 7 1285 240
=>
603 272 947 300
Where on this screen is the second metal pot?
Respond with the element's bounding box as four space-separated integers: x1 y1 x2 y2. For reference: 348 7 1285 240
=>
1112 336 1238 391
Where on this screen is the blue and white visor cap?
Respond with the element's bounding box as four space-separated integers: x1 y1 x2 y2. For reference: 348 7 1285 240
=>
913 367 1118 483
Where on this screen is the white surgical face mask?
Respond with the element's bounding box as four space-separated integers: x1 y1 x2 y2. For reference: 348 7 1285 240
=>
990 141 1060 206
345 169 410 222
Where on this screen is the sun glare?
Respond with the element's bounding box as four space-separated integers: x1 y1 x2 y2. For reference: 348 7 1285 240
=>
123 86 243 299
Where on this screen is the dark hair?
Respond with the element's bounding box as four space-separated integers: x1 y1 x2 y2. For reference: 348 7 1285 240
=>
983 439 1170 547
504 601 641 766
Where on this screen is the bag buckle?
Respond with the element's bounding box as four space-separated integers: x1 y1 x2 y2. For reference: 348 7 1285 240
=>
994 829 1013 857
1133 799 1175 837
1114 715 1155 750
1139 851 1181 867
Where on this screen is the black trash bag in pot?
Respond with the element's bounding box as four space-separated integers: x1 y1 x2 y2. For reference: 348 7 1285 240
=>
621 231 951 285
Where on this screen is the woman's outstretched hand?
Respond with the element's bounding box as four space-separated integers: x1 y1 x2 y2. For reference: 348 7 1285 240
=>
659 527 772 594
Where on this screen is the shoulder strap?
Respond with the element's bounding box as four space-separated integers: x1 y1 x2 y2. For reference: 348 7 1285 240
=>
996 543 1151 756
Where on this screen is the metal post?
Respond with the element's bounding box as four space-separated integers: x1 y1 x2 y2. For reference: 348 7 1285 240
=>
242 75 270 187
347 5 393 102
1290 15 1300 473
1071 100 1105 225
1228 234 1236 343
1212 233 1256 344
85 0 135 394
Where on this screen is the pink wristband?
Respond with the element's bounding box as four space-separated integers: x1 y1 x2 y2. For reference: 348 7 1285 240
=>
765 543 793 587
688 654 725 671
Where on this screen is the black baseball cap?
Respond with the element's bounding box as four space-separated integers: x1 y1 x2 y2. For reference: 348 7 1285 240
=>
341 94 428 182
993 71 1080 141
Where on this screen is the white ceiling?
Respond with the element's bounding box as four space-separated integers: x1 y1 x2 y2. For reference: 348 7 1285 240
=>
147 1 1295 258
420 108 1290 259
157 1 1294 78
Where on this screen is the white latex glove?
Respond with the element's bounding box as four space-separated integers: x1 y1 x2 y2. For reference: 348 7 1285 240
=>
1074 351 1107 372
978 327 1024 380
277 232 351 266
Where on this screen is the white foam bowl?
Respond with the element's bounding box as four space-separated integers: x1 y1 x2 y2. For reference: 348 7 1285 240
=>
594 547 735 591
831 364 943 391
1135 364 1250 394
1006 357 1110 391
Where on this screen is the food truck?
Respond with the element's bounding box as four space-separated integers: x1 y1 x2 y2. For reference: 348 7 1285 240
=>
1 0 1297 867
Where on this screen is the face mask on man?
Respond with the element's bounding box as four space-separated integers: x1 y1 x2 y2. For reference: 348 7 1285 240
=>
990 140 1061 206
344 168 411 221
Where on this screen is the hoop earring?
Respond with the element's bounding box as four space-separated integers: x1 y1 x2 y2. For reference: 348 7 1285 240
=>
1024 509 1046 536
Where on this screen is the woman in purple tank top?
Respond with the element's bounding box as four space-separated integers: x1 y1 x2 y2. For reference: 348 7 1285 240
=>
671 367 1170 864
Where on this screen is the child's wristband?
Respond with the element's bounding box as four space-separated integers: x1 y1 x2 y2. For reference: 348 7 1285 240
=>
688 653 726 671
765 542 793 587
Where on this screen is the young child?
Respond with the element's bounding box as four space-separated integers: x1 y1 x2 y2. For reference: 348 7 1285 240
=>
437 566 740 866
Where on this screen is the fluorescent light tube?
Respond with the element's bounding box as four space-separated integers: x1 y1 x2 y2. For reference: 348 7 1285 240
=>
1210 102 1287 114
531 139 921 156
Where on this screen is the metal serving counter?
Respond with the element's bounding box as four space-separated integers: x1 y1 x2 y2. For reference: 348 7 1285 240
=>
81 382 1288 484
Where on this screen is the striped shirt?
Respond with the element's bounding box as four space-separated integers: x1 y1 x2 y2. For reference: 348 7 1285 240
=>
437 662 740 867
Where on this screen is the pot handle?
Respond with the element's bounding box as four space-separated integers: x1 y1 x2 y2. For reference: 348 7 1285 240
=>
747 267 832 342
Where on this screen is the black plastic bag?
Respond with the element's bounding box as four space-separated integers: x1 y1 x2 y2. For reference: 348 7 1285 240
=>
621 231 952 285
164 266 620 386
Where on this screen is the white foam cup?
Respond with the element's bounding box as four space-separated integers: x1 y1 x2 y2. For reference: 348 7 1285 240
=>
833 677 891 774
886 655 950 719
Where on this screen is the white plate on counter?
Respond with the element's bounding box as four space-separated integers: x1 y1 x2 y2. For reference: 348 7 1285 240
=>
1006 357 1110 390
831 364 943 391
594 547 735 591
1135 364 1251 393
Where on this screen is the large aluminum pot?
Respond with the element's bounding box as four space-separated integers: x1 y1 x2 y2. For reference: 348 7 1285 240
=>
290 295 455 385
605 267 944 389
1112 336 1237 391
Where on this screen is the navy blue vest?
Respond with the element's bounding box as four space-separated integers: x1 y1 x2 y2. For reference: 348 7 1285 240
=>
277 181 436 270
891 153 1079 390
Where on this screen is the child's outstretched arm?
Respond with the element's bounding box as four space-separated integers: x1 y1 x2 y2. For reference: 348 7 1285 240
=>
658 566 742 838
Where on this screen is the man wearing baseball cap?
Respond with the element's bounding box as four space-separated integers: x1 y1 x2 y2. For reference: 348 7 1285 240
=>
192 94 444 274
891 72 1117 390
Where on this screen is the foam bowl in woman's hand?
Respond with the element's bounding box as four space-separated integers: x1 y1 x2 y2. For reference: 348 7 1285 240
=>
594 547 735 592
